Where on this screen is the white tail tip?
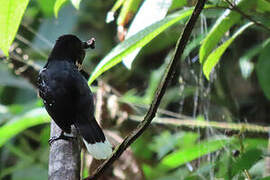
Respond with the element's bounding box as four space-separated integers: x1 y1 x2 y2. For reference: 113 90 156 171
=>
83 139 112 159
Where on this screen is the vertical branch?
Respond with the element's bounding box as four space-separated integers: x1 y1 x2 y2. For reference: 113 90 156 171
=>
85 0 206 179
48 121 81 180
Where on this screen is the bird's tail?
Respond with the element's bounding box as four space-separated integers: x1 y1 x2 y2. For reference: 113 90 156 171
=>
74 116 112 159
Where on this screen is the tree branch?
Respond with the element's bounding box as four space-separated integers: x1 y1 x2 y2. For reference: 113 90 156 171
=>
48 122 81 180
1 54 41 88
84 0 207 179
129 115 270 135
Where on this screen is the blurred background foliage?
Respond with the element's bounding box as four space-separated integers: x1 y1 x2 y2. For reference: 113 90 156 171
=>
0 0 270 179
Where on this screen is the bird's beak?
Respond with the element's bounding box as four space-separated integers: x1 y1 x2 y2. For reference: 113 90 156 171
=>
82 38 95 49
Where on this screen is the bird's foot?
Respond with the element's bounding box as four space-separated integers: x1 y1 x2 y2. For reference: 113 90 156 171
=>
48 132 76 146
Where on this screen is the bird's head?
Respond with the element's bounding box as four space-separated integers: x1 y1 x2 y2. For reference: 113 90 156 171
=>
48 34 95 69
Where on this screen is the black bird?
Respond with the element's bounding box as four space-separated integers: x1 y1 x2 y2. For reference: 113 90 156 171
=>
37 34 112 159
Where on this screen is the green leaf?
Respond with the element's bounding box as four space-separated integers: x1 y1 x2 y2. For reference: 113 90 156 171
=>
54 0 68 18
70 0 81 10
231 149 263 177
239 45 260 79
149 131 183 159
106 0 125 23
111 0 125 12
88 6 214 84
260 176 270 180
256 0 270 13
182 34 205 60
117 0 142 26
36 0 55 17
169 0 187 11
199 0 255 64
0 108 50 147
0 0 29 56
256 42 270 100
239 38 270 79
203 22 253 80
159 138 231 170
123 0 172 69
131 133 153 159
176 132 199 149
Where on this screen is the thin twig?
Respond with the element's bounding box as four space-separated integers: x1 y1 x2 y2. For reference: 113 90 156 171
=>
1 54 41 87
223 0 270 32
84 0 207 179
129 115 270 134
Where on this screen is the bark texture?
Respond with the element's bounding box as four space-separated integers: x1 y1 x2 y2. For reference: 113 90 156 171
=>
49 121 81 180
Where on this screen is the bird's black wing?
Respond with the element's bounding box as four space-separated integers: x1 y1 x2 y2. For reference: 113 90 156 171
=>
70 71 105 143
71 72 112 159
37 62 76 133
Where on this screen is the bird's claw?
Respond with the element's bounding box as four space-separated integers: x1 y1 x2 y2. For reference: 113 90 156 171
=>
48 133 76 146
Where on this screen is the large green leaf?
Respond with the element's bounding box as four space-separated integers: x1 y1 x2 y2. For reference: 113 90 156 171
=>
0 0 29 56
203 22 253 80
88 6 213 84
199 0 255 64
37 0 55 17
158 138 231 170
231 149 263 177
122 0 172 69
256 0 270 13
0 108 50 147
256 42 270 100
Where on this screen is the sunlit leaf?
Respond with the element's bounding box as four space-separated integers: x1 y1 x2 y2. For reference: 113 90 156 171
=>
199 0 255 64
117 0 142 26
106 0 125 23
88 6 215 84
0 108 50 147
203 22 253 80
111 0 125 12
122 0 172 69
0 0 29 56
159 138 231 170
169 0 187 11
70 0 81 10
54 0 68 18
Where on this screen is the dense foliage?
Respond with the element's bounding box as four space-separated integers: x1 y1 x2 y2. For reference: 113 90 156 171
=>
0 0 270 179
